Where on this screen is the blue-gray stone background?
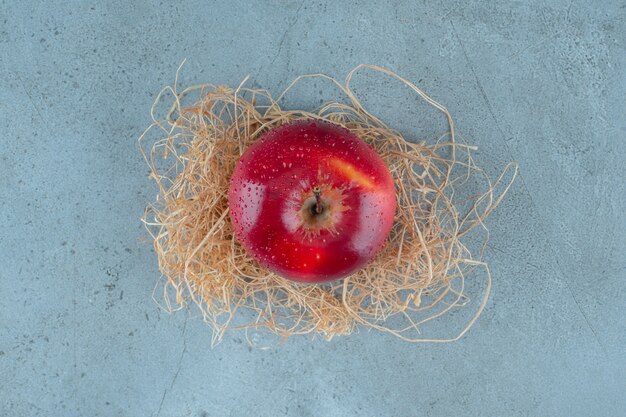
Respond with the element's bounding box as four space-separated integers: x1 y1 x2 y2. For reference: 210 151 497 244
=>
1 1 624 416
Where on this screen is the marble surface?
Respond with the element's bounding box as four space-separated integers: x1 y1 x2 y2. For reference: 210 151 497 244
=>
1 1 624 415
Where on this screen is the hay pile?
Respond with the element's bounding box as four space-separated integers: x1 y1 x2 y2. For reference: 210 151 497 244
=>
140 64 516 346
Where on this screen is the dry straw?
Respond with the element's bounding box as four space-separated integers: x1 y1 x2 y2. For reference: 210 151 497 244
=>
140 64 517 346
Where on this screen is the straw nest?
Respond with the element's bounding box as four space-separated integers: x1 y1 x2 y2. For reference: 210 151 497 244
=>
140 64 517 346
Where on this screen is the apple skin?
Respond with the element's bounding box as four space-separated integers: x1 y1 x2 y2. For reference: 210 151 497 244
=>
228 120 396 283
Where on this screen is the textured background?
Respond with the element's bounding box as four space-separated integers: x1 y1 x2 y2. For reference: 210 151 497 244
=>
1 1 625 416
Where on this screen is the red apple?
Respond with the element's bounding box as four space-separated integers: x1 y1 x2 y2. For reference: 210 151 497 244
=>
228 120 396 283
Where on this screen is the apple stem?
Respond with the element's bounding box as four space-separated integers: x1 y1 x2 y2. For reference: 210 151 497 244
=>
312 186 322 214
